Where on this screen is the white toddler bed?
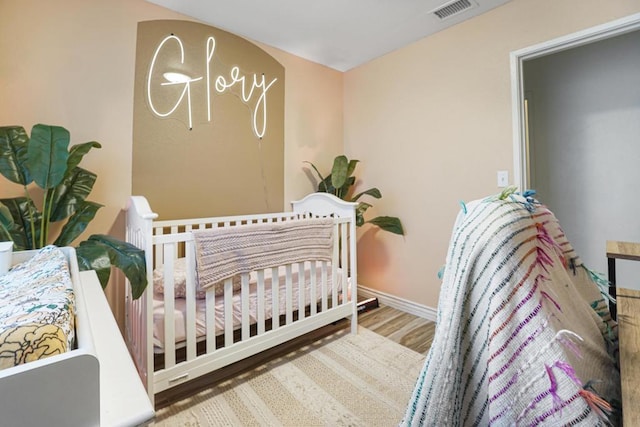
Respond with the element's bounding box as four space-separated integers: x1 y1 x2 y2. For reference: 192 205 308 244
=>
0 247 99 426
0 247 154 427
125 192 358 404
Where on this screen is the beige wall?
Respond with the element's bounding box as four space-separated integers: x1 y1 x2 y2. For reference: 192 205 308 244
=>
132 20 285 219
0 0 343 320
3 0 639 317
344 0 640 309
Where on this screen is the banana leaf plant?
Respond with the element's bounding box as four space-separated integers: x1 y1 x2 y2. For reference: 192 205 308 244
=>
304 155 404 235
0 124 147 298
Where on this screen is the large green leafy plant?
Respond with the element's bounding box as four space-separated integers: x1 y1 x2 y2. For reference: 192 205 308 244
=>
305 155 404 235
0 124 147 298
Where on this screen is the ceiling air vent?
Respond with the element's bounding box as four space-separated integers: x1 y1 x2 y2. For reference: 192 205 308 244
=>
433 0 474 20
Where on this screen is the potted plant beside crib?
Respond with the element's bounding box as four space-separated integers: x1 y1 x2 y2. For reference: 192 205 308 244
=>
0 123 147 297
304 154 404 236
305 154 404 311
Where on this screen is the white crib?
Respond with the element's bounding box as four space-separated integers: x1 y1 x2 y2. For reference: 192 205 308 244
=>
125 192 358 405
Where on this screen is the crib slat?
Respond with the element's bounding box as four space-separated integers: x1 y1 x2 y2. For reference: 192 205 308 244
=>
298 262 305 320
241 273 250 341
332 222 339 308
285 264 293 325
206 287 216 353
340 223 348 305
271 267 279 330
131 219 152 386
310 262 317 316
154 227 164 267
130 292 144 377
257 270 265 335
163 244 176 369
224 279 233 347
321 261 328 312
185 244 196 361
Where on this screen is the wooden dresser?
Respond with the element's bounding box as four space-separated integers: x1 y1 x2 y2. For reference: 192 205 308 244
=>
605 241 640 425
606 240 640 320
617 287 640 426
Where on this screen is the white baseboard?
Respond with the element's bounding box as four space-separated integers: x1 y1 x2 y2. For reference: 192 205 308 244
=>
357 285 437 322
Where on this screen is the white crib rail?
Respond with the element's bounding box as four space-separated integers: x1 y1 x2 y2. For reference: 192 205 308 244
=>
293 193 358 334
126 193 357 404
125 196 157 401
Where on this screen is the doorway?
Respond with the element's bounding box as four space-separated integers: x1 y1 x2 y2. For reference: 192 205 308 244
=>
511 13 640 290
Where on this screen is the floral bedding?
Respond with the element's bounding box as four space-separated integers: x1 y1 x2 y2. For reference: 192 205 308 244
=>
0 246 75 370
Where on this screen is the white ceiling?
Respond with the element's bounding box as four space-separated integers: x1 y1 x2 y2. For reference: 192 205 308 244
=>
146 0 513 71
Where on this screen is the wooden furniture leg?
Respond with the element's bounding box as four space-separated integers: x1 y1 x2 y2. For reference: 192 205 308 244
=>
606 241 640 321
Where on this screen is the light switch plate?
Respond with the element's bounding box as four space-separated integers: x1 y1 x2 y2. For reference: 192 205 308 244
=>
497 170 509 187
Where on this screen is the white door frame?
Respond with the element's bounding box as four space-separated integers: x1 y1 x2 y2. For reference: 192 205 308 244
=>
510 12 640 190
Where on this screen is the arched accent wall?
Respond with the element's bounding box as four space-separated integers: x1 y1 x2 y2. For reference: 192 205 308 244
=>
132 20 284 219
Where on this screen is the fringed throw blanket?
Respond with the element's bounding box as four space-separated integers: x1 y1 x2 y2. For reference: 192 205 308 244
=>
193 217 334 291
403 191 619 426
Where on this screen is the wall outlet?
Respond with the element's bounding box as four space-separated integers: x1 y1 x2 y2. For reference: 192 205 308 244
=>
497 170 509 187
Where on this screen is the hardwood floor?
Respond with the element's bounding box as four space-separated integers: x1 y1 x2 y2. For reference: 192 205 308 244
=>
359 304 435 355
155 302 434 409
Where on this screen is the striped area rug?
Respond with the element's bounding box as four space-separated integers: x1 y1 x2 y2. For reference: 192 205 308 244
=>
153 327 425 426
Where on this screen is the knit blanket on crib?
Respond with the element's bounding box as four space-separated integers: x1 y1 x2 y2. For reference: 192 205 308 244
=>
193 217 334 290
402 190 619 426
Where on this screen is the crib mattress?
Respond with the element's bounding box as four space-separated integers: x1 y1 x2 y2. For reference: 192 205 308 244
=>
0 246 75 370
152 264 344 352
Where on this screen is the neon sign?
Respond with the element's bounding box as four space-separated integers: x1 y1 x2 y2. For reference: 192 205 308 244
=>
147 35 277 138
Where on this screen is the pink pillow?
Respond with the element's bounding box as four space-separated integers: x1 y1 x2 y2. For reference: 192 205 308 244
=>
153 258 241 299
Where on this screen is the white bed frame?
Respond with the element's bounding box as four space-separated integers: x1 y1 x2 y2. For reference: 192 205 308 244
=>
0 248 154 427
125 192 358 405
0 248 98 426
